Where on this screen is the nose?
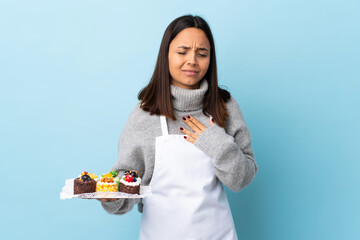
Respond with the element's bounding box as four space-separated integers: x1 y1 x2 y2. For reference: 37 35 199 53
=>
186 52 197 66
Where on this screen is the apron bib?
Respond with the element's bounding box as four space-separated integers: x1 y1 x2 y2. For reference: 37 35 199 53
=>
139 115 238 240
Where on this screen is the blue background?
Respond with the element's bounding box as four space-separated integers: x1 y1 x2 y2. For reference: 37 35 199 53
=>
1 0 359 239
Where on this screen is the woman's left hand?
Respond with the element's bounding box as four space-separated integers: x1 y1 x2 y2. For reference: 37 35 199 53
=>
180 115 214 143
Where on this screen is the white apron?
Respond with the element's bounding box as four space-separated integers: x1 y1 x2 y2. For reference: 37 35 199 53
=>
139 115 238 240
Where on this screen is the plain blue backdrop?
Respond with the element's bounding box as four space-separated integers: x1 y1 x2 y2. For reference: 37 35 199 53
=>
1 0 359 239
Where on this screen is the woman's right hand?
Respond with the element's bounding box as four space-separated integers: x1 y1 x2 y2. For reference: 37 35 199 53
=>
97 198 118 203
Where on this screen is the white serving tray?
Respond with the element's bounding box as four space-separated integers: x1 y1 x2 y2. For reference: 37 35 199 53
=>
60 178 151 200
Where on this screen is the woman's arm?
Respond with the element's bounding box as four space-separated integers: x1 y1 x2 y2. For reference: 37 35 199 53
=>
101 198 141 215
193 97 257 192
100 104 145 215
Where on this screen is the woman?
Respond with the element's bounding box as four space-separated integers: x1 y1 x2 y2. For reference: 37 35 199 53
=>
100 15 258 239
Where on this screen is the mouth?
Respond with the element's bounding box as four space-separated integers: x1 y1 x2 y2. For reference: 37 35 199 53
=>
182 70 199 76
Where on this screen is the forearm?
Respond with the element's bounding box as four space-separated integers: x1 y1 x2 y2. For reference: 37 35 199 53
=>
194 124 257 191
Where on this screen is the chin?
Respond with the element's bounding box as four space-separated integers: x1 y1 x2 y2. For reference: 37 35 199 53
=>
184 81 201 88
185 78 202 85
172 77 202 89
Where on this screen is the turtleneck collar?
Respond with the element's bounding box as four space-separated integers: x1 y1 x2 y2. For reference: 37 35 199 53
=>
170 79 208 112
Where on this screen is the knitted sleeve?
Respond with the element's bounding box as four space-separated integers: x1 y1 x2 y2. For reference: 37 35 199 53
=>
193 96 257 191
100 104 144 215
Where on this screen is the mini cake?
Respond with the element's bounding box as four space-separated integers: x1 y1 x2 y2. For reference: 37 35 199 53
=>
96 170 119 192
119 170 141 195
73 171 97 194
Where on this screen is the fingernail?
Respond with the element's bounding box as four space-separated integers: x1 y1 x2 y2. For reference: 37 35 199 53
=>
184 136 187 139
182 117 186 121
187 115 191 119
180 127 184 131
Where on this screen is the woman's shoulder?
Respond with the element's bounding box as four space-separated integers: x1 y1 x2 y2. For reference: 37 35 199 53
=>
126 101 151 117
123 102 158 131
224 96 247 132
225 96 244 117
128 102 145 118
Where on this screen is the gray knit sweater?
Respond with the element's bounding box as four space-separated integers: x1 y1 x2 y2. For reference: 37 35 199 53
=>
101 79 257 215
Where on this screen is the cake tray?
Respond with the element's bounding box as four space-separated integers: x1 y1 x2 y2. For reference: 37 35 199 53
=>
60 178 151 200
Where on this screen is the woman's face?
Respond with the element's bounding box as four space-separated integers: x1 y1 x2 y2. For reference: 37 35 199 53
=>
168 28 211 89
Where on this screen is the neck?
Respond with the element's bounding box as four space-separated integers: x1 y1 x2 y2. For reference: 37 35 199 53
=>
170 79 208 112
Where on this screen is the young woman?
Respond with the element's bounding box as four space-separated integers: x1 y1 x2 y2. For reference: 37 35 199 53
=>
100 15 258 240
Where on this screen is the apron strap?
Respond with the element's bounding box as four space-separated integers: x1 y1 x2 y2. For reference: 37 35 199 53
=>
160 115 168 136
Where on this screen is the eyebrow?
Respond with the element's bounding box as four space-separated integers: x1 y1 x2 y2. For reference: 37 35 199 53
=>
177 46 209 52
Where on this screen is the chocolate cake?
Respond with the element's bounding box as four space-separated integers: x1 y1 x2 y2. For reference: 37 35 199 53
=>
73 174 97 194
119 182 140 194
118 170 141 195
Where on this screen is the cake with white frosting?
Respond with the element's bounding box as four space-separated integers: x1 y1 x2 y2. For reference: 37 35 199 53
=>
119 170 141 194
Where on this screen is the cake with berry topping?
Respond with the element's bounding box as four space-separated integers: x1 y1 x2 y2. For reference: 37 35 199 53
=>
96 170 119 192
73 171 97 194
119 170 141 194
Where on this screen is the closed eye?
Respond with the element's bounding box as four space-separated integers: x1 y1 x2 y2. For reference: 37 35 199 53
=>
177 52 207 57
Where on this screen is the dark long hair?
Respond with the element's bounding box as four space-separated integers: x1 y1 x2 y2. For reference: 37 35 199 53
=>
138 15 231 127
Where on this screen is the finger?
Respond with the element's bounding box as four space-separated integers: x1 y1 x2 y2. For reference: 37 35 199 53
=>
182 116 203 134
184 135 195 143
99 198 117 203
180 127 198 140
187 115 206 131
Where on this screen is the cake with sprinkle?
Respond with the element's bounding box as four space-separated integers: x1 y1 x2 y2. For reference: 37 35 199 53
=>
96 170 119 192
